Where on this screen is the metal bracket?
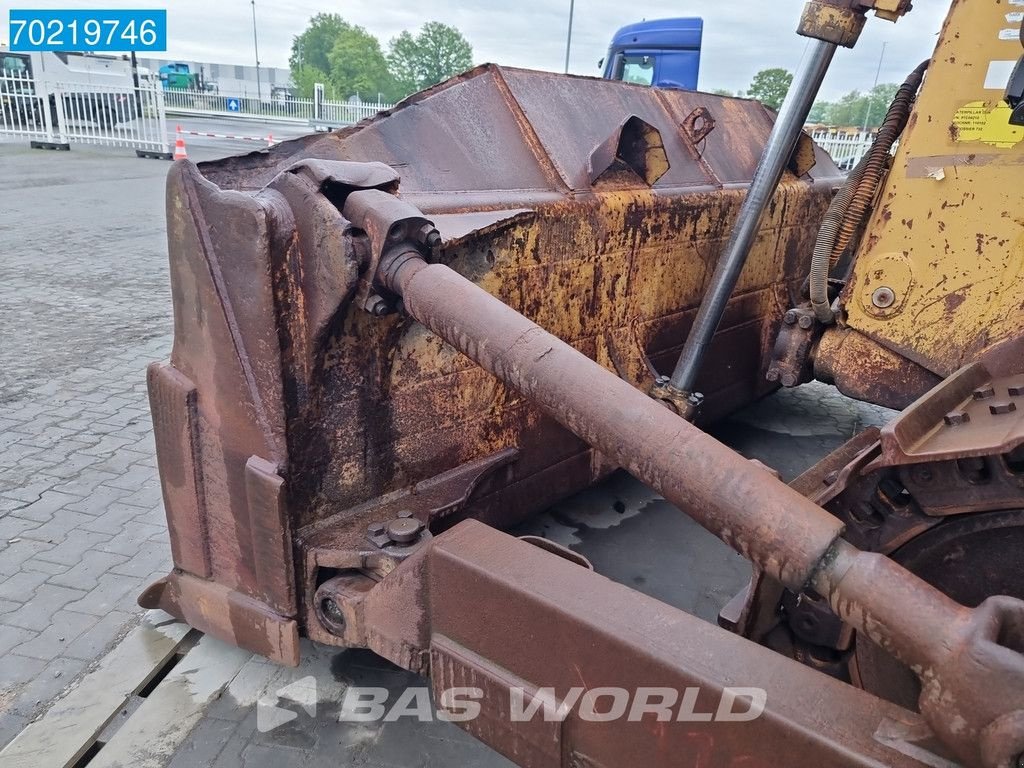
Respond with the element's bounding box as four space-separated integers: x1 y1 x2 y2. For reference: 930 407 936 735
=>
650 376 703 421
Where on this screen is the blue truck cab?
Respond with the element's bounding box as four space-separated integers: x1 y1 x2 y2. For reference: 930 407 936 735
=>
602 18 704 90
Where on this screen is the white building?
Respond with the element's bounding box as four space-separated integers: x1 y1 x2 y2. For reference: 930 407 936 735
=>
137 57 292 96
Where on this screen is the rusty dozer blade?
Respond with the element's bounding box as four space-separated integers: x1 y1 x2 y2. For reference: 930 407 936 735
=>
140 64 1024 768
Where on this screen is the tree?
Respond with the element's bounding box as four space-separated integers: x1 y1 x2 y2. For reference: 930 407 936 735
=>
710 88 733 97
807 100 833 124
747 68 793 111
808 84 900 128
862 82 898 126
289 13 347 75
325 22 398 101
386 22 473 98
291 65 332 99
387 31 421 97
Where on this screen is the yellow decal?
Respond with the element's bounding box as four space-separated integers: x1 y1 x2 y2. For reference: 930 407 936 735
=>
952 101 1024 148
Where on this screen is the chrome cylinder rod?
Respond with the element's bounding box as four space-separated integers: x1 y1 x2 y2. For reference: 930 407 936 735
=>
669 38 837 395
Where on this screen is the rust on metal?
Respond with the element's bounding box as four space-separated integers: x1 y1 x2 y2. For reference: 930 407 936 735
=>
143 63 843 662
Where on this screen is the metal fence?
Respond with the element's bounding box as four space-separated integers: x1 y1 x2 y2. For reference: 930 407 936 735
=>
162 85 393 128
0 68 55 143
1 70 171 157
809 128 876 170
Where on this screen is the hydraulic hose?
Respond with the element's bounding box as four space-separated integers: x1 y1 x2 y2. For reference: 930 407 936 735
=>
809 154 868 323
830 60 929 260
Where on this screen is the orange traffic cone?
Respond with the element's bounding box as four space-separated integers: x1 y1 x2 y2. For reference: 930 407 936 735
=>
173 126 188 160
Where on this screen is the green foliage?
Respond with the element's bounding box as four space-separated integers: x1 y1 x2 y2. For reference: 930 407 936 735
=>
747 68 793 111
710 88 733 97
387 22 474 98
289 15 473 103
291 64 332 99
387 31 420 97
289 13 346 75
326 23 397 100
808 83 901 128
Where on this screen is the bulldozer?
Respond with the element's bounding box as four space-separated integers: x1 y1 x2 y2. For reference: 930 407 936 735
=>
139 0 1024 766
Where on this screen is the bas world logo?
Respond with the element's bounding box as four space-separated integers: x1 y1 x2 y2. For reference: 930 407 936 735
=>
256 680 767 732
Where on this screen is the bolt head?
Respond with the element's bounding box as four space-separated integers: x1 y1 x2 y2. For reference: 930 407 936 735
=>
784 311 798 325
871 286 896 309
1009 381 1024 397
944 410 970 426
973 385 996 400
766 369 781 383
367 521 386 535
655 375 670 387
386 517 424 544
797 315 814 330
911 466 934 485
990 401 1018 415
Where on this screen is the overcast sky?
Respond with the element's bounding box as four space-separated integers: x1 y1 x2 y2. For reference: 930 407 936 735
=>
1 1 950 100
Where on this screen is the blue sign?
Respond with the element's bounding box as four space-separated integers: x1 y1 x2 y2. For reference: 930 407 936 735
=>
8 9 168 52
226 98 241 113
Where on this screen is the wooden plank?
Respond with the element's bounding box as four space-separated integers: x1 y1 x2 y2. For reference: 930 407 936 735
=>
0 611 191 768
86 634 252 768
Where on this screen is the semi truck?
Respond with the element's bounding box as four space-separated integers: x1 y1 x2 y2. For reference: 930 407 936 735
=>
601 17 703 90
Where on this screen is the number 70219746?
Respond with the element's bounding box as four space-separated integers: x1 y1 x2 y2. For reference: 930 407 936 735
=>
7 10 167 52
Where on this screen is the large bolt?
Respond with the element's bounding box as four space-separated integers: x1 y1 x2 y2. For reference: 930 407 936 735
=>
365 295 391 317
973 385 996 400
944 410 970 426
1009 382 1024 397
798 314 814 330
784 311 798 325
990 401 1018 415
367 521 386 535
871 286 896 309
386 516 424 544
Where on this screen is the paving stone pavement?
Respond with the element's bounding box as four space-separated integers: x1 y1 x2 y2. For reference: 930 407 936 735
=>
0 142 900 763
0 145 179 746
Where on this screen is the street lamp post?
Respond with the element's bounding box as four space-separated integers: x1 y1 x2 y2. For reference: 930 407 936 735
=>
564 0 575 74
861 41 886 131
251 0 262 103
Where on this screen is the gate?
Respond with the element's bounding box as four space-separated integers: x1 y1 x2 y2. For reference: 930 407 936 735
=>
0 68 56 144
0 68 171 158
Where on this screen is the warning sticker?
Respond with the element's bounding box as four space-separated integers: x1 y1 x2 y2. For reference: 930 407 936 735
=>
952 101 1024 148
1000 28 1022 40
985 60 1018 89
1009 12 1024 22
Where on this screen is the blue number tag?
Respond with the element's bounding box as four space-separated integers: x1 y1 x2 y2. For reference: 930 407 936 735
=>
8 9 167 52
